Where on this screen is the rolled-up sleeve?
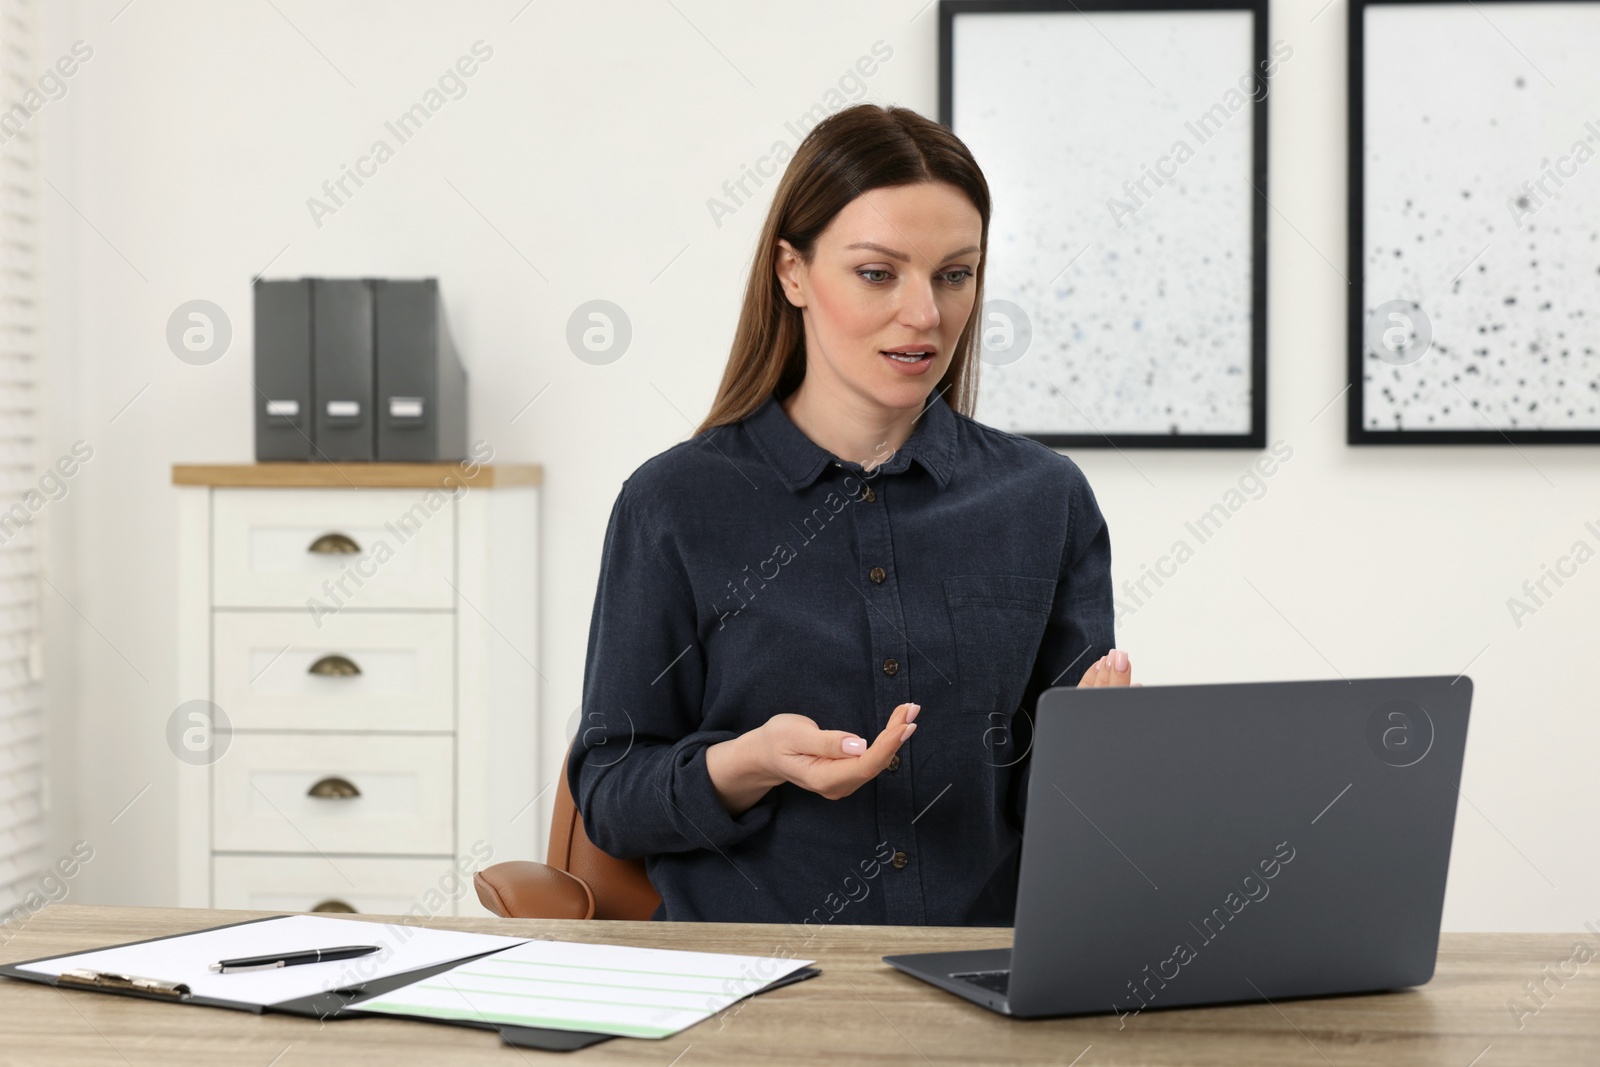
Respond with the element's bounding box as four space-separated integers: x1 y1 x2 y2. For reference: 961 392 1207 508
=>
568 479 779 860
1009 461 1116 827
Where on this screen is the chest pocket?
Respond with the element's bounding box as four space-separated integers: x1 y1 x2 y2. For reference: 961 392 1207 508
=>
943 574 1057 719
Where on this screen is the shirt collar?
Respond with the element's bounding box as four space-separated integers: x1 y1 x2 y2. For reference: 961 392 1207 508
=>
743 387 957 493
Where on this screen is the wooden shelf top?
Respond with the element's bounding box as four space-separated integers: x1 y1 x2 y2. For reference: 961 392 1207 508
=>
172 462 542 489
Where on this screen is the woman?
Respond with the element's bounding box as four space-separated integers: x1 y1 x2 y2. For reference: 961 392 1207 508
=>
570 103 1133 927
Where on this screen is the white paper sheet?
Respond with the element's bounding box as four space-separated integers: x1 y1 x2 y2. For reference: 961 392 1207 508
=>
20 914 528 1006
353 938 815 1039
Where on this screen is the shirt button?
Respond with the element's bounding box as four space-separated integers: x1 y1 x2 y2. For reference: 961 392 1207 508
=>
863 485 876 502
891 851 909 869
882 658 899 676
887 753 900 772
869 566 886 584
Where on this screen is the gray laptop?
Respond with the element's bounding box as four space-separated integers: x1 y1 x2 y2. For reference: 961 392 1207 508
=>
883 675 1472 1019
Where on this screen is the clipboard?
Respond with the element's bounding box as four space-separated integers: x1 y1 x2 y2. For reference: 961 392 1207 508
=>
1 914 326 1016
0 914 821 1053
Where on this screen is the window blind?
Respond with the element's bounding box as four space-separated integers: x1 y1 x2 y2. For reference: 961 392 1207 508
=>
0 0 43 915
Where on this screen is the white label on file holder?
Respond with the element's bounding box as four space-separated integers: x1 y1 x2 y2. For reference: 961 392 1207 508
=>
265 399 299 417
325 400 360 418
389 397 425 418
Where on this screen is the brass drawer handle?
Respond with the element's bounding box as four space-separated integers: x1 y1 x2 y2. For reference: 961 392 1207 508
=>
311 899 357 914
307 776 361 799
308 654 361 677
308 532 360 555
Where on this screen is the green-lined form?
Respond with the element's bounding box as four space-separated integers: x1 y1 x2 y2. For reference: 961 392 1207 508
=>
352 939 815 1040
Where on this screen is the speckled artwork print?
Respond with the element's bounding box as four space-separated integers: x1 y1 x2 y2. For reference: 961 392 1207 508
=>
951 10 1258 437
1363 3 1600 432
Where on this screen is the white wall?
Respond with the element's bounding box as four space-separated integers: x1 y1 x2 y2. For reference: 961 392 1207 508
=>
35 0 1599 930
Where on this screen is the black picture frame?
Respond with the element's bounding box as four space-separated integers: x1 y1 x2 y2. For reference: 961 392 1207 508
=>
1348 0 1600 445
939 0 1270 450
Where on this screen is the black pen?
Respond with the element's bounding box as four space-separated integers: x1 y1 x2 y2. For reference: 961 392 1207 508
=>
208 945 381 973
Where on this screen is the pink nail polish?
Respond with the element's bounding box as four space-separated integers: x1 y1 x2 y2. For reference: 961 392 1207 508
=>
906 703 921 723
842 737 866 755
902 723 917 741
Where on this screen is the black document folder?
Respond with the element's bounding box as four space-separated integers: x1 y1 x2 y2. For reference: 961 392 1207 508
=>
0 914 820 1053
375 279 468 462
252 279 315 460
312 278 376 462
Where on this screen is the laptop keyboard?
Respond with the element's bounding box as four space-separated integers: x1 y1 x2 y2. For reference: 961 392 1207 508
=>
949 968 1011 996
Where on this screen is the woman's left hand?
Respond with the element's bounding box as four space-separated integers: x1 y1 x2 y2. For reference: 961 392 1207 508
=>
1078 647 1138 687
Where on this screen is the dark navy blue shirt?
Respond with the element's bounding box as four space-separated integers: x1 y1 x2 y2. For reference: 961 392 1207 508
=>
570 387 1115 926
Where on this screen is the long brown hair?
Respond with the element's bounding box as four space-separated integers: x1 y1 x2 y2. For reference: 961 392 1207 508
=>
692 104 992 438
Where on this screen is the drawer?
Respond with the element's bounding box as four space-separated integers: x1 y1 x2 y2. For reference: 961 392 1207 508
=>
212 855 476 916
214 611 453 732
212 488 455 609
214 734 454 855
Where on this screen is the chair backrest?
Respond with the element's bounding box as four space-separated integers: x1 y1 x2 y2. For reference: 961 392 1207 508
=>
547 745 662 920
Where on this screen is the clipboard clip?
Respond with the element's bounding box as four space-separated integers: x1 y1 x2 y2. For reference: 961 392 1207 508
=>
57 968 192 999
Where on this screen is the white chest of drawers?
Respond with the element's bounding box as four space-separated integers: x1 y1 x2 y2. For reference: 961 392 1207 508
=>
172 463 541 917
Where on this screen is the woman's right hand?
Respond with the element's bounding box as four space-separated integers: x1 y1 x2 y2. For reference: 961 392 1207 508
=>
706 703 918 812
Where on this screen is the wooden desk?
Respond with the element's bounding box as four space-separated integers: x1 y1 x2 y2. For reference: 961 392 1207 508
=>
2 906 1596 1065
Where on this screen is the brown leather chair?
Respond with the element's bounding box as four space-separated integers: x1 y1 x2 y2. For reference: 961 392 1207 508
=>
473 747 662 920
